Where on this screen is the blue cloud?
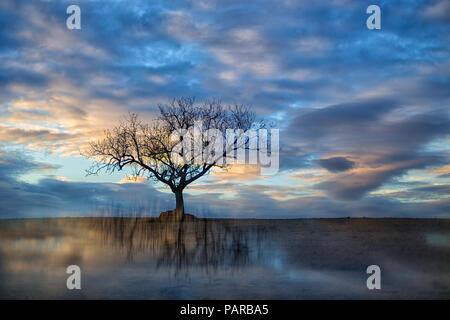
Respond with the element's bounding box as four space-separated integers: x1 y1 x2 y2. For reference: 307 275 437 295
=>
0 0 448 217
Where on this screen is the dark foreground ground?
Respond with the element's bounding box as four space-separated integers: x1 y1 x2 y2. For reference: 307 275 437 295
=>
0 217 449 299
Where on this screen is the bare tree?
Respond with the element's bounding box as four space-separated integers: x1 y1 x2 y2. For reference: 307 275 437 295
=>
84 97 263 221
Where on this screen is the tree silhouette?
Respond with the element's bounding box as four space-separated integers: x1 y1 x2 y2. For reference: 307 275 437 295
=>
85 98 263 220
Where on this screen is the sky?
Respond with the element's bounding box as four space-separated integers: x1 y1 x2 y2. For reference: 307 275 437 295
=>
0 0 449 218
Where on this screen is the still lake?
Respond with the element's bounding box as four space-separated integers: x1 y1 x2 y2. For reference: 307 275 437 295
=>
0 217 449 299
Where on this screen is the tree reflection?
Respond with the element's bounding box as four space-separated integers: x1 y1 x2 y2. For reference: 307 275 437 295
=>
90 216 271 277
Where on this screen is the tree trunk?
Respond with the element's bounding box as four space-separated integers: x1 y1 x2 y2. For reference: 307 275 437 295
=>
174 190 184 221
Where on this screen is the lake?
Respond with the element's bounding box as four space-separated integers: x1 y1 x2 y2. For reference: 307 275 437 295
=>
0 217 449 299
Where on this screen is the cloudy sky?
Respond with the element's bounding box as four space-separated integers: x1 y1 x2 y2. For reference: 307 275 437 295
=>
0 0 449 218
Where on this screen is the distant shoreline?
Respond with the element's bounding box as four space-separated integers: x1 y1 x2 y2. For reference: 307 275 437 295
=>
1 216 449 221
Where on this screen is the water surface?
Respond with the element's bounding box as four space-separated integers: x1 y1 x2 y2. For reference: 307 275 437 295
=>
0 218 449 299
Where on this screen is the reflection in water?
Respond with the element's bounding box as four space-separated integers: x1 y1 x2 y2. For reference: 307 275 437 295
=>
0 217 449 299
92 217 270 276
